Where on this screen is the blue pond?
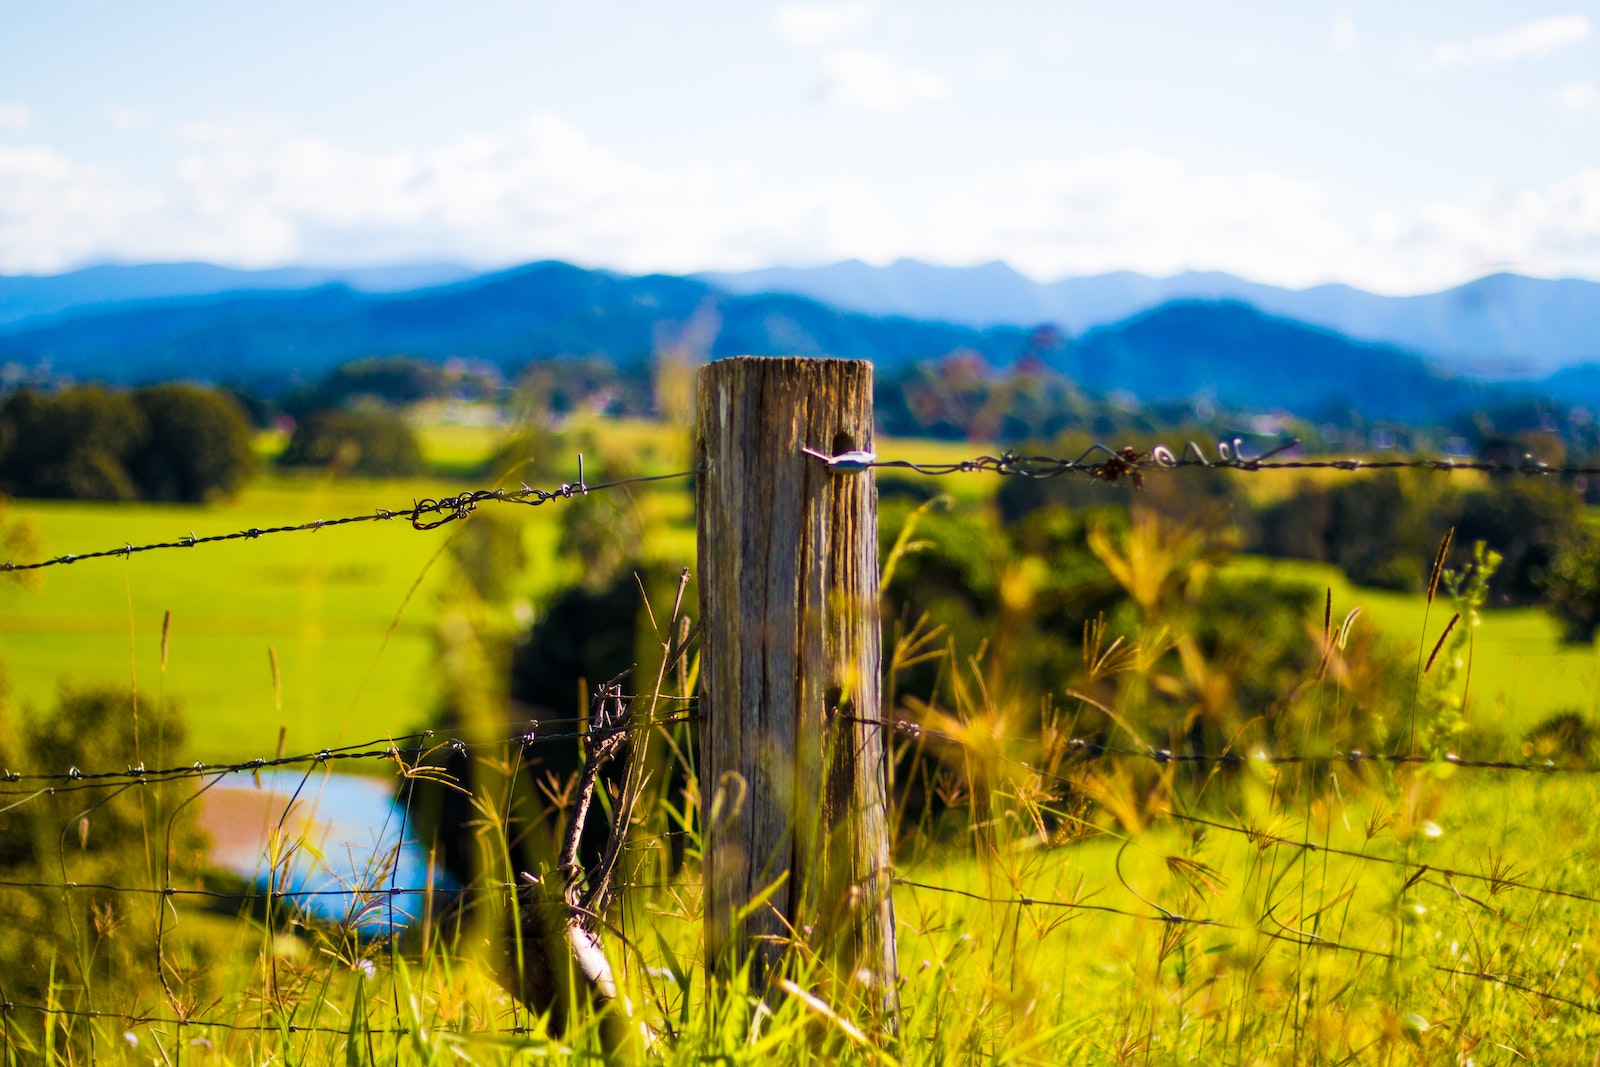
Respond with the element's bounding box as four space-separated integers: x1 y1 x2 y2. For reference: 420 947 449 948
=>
201 770 452 934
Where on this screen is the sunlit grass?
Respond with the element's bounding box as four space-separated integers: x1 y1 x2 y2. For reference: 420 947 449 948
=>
0 471 651 759
1233 554 1600 742
8 421 1600 1064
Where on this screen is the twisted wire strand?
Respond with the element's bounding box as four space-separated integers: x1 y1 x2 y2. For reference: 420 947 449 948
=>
894 875 1600 1016
852 715 1595 775
892 875 1220 927
0 710 702 790
873 715 1600 910
858 438 1592 480
9 437 1594 575
0 878 697 901
1164 811 1600 909
8 437 1592 574
0 469 698 574
0 1000 573 1037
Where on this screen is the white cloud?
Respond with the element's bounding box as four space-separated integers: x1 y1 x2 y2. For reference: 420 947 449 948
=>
1399 171 1600 285
1556 80 1600 116
1425 14 1590 70
106 105 152 133
774 3 873 48
0 145 160 272
929 155 1600 293
3 114 1600 295
818 48 950 110
922 152 1356 288
1330 13 1356 53
0 114 892 275
0 104 33 135
971 49 1010 82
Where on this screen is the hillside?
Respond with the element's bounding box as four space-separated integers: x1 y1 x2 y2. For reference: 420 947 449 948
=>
0 261 475 326
701 259 1600 376
0 260 1556 423
0 261 1035 388
12 259 1600 380
1055 300 1508 424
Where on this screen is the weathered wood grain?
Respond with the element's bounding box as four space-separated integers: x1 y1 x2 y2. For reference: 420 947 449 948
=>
696 356 898 1018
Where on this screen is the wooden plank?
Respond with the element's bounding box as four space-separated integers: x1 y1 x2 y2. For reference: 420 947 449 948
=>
695 356 897 1017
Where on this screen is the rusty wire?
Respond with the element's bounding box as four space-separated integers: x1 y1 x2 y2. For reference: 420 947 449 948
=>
0 469 697 574
818 437 1600 485
8 437 1595 574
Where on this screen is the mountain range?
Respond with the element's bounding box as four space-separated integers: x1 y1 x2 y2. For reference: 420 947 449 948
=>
698 260 1600 380
0 257 1595 424
0 262 476 327
7 258 1600 380
0 262 1037 388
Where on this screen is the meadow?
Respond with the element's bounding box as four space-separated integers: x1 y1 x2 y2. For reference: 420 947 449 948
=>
4 419 1600 1063
0 427 989 758
0 422 696 756
8 503 1589 759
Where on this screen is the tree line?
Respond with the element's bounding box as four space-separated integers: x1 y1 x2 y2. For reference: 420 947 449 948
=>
0 384 255 502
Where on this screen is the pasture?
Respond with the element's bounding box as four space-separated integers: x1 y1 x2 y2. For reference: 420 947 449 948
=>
3 418 1600 1063
5 463 1592 759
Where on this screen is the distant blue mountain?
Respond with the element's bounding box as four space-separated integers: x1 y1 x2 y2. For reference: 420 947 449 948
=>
0 261 477 326
697 260 1600 378
13 257 1600 382
0 260 1036 388
0 259 1548 425
1056 301 1508 425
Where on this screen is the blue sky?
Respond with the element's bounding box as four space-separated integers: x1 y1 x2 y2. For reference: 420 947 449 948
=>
1 1 1598 292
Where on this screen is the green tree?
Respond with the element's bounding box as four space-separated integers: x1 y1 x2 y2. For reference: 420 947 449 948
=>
130 384 256 502
0 387 147 500
0 384 253 502
0 685 204 1019
1454 478 1581 604
1544 528 1600 642
285 356 447 415
277 409 423 476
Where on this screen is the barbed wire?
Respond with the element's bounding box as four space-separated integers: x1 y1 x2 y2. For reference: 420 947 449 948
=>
0 878 697 901
0 710 700 792
5 711 1598 1036
892 875 1220 927
813 438 1600 484
8 437 1590 574
1163 811 1600 909
879 712 1600 920
0 999 600 1038
10 428 1600 1039
895 874 1600 1017
855 715 1596 776
0 469 698 574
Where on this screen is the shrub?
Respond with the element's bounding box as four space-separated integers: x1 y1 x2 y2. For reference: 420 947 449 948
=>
0 384 254 502
1544 528 1600 641
284 356 448 416
0 684 204 1015
1454 477 1582 604
130 384 256 502
277 409 423 476
0 387 147 500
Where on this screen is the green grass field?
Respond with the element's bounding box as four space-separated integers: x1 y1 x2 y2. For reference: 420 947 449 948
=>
0 425 966 760
9 425 1600 1063
1231 555 1600 742
1 476 502 756
0 421 710 758
5 449 1595 761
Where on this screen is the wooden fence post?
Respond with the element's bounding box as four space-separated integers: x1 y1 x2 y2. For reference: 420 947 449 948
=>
695 356 898 1017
